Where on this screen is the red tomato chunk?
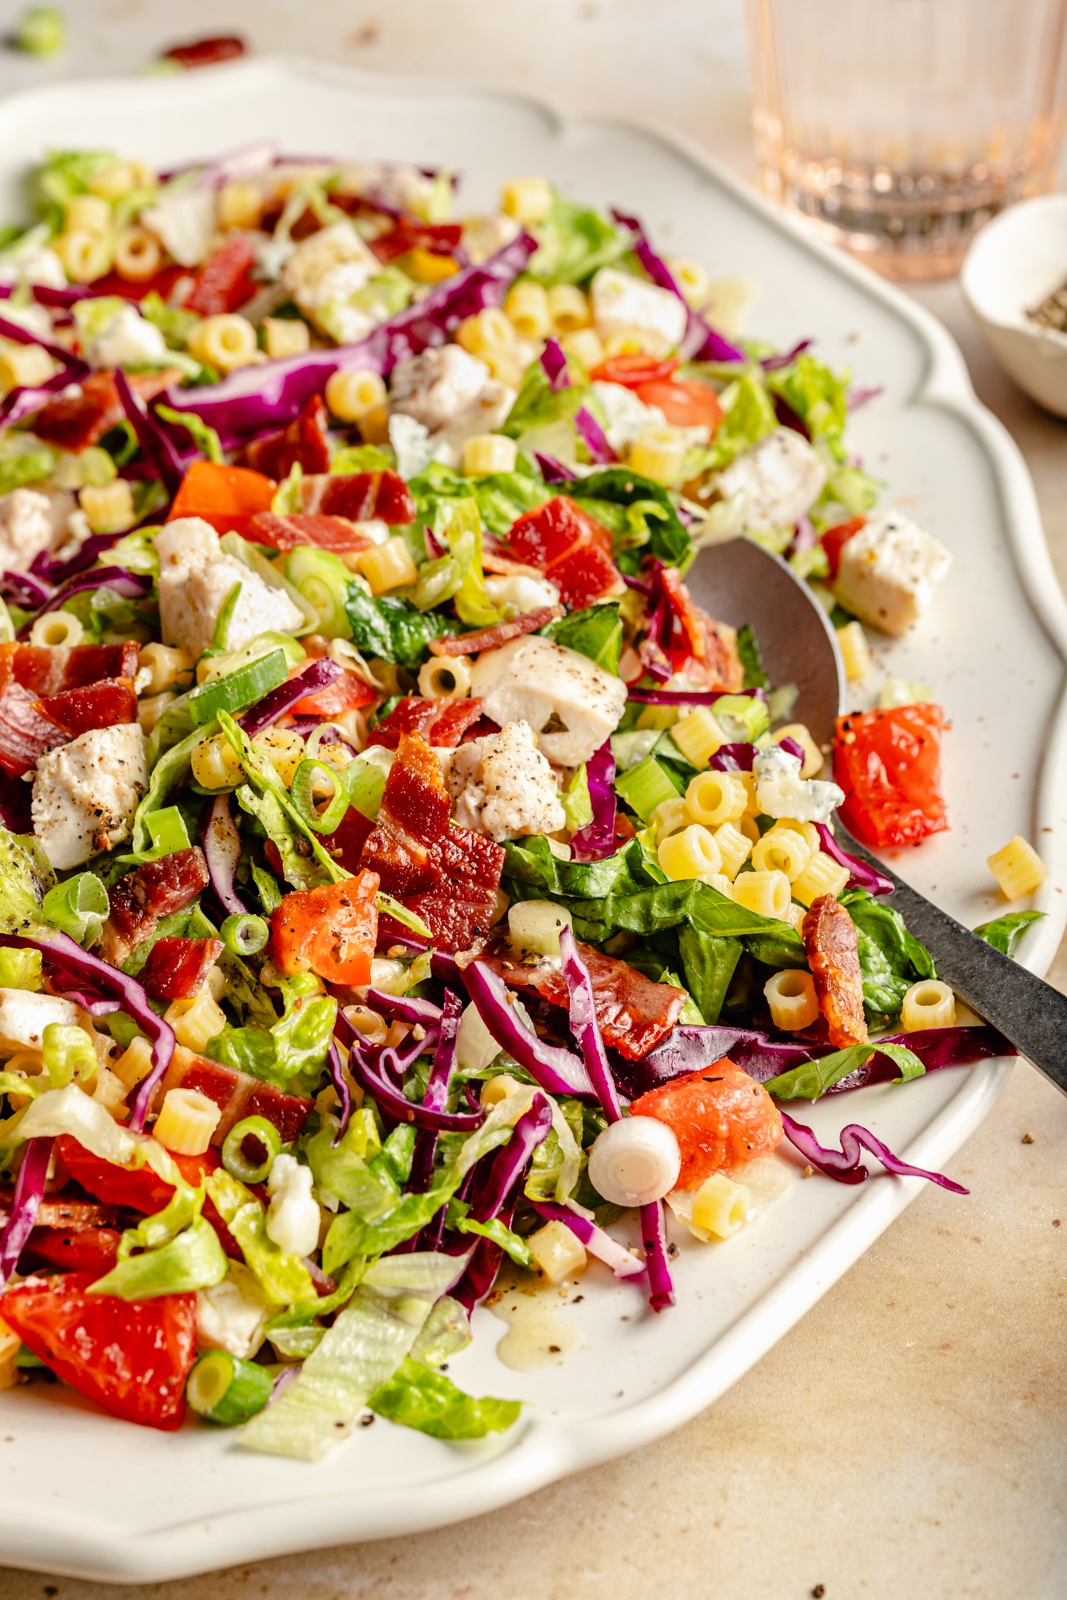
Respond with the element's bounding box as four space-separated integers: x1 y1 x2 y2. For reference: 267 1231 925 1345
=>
833 703 948 848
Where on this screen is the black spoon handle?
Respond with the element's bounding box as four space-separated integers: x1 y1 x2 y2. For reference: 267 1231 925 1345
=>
836 825 1067 1096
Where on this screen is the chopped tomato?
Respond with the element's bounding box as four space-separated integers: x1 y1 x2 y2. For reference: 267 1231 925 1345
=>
629 1059 783 1189
185 234 258 316
167 459 276 539
33 677 137 737
634 377 723 433
590 353 681 388
821 516 866 581
56 1136 220 1214
291 667 378 717
21 1226 121 1275
833 703 948 847
271 870 380 985
81 265 192 304
1 1272 196 1431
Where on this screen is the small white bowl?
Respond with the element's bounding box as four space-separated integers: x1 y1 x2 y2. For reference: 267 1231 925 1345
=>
961 194 1067 418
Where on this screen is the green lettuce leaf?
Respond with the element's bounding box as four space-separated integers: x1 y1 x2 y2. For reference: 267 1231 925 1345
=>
526 194 628 285
206 974 336 1096
543 602 622 673
973 909 1044 958
0 829 53 933
344 586 455 667
678 926 743 1025
842 889 936 1029
206 1167 317 1306
369 1355 521 1439
763 1039 925 1101
569 466 691 571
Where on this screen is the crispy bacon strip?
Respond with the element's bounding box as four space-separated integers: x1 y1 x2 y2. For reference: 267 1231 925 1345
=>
247 512 375 554
29 369 180 452
0 642 140 698
244 393 331 479
33 677 137 737
300 469 416 525
427 604 562 658
139 936 224 1001
802 894 869 1049
480 939 686 1061
365 696 485 750
152 1051 312 1145
0 1196 118 1231
101 847 210 966
0 679 67 777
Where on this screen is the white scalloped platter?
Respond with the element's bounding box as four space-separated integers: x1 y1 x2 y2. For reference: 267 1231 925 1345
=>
0 57 1064 1585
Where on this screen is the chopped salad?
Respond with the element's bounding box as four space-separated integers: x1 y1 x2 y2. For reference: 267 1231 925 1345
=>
0 146 1028 1454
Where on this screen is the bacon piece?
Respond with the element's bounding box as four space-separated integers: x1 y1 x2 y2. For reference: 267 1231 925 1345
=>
152 1051 312 1145
504 496 621 611
480 939 686 1061
359 732 505 952
0 679 67 776
34 677 137 737
802 894 869 1049
29 369 180 453
300 469 416 525
660 567 706 660
0 1193 119 1231
370 222 463 265
244 393 331 479
366 696 485 751
324 803 375 874
163 34 246 67
185 235 257 316
427 604 562 658
139 936 224 1001
101 847 210 966
0 641 140 698
248 511 375 554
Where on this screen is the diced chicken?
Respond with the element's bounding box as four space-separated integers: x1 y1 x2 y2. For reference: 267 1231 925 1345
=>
389 345 493 433
714 428 827 532
0 488 65 573
85 303 169 370
429 380 516 469
462 214 521 265
281 222 379 328
0 988 80 1051
469 635 628 768
590 267 687 356
833 508 952 637
141 185 217 269
155 516 304 658
753 745 843 824
0 225 66 290
387 413 434 482
265 1153 319 1258
195 1261 272 1359
483 573 561 616
447 719 565 843
592 381 666 452
31 722 147 870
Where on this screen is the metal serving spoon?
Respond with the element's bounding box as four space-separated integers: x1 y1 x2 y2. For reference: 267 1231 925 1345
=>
689 536 1067 1097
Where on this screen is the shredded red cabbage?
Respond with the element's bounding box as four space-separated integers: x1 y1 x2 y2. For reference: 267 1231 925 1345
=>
640 1198 675 1311
533 451 571 484
0 312 88 374
628 686 769 707
778 735 806 765
237 657 342 735
559 926 623 1121
773 393 809 438
1 569 53 610
472 1094 551 1224
815 821 894 898
574 405 617 463
0 282 93 309
569 739 617 862
326 1037 351 1143
610 208 745 364
199 794 245 918
710 742 758 771
336 1011 480 1132
406 990 462 1194
780 1112 968 1193
159 231 537 448
761 340 813 372
540 338 568 392
0 1137 52 1288
461 959 594 1097
31 529 138 585
793 513 818 552
529 1201 645 1278
114 369 187 495
15 565 151 638
364 989 443 1027
848 385 884 411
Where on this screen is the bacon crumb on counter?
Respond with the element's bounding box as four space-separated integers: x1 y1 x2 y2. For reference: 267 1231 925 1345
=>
801 894 869 1048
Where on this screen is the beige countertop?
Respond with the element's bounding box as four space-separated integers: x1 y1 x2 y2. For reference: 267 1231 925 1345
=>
0 4 1064 1597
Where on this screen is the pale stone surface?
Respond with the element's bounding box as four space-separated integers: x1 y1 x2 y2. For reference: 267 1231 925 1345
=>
0 5 1065 1598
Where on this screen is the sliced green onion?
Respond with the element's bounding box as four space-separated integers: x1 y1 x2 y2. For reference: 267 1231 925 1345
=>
222 1116 283 1185
211 581 243 653
345 756 386 821
188 648 289 728
42 1023 97 1089
14 5 66 56
219 912 270 958
144 805 191 858
614 755 683 821
284 547 354 640
14 1345 48 1368
0 949 42 990
711 694 770 743
186 1349 274 1426
290 758 350 834
40 871 109 947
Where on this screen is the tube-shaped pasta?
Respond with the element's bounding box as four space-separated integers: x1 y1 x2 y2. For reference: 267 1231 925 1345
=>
780 901 806 930
713 821 753 880
703 873 734 898
138 642 196 694
738 811 761 846
462 433 518 477
730 869 791 919
667 256 711 310
659 824 723 882
0 342 55 393
764 968 820 1031
673 707 726 768
137 691 176 736
774 724 824 779
686 769 748 826
987 835 1048 900
901 979 957 1032
250 727 306 787
263 317 310 361
354 538 419 594
561 327 604 370
153 1087 222 1156
629 425 687 486
53 230 111 284
190 732 243 790
218 180 264 230
791 851 851 907
769 817 821 855
418 654 472 700
752 826 813 883
528 1219 588 1283
504 280 552 342
29 611 83 649
501 176 554 224
65 194 111 237
188 314 259 374
650 797 690 845
836 620 873 682
113 226 162 282
164 992 229 1056
344 1004 389 1047
79 480 135 535
690 1173 752 1238
324 367 386 422
457 307 515 359
548 283 591 333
